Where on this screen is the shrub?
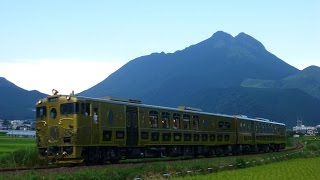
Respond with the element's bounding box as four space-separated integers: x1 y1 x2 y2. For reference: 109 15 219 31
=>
235 158 247 168
0 147 43 168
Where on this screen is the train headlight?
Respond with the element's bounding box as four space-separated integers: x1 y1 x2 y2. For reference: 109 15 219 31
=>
37 100 42 105
66 96 71 100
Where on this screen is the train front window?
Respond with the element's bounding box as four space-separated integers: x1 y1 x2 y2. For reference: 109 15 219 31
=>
50 108 57 119
60 103 79 115
36 106 47 118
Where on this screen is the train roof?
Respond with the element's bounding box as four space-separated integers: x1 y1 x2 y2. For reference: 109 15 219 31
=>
40 95 286 126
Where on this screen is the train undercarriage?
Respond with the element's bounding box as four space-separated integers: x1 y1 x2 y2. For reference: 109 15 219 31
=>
41 143 285 164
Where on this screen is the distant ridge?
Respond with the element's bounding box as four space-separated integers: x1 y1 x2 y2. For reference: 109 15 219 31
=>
0 77 47 120
242 65 320 99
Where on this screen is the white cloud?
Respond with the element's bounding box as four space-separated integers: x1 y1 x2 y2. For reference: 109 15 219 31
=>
0 58 124 94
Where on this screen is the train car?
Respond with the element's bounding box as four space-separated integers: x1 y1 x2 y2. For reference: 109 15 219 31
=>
36 91 286 164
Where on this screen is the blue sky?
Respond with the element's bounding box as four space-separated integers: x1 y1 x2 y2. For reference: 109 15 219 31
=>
0 1 319 94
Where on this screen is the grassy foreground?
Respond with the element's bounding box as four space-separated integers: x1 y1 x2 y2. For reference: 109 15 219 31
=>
0 136 319 179
176 158 320 180
0 134 39 168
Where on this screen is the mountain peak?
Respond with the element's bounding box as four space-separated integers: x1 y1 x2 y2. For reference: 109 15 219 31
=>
235 32 265 51
210 31 233 39
302 65 320 74
0 77 17 88
193 31 234 49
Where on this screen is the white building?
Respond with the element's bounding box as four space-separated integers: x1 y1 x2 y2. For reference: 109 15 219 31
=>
293 120 318 136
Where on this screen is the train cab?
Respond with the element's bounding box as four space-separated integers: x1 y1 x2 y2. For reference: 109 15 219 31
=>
36 89 83 163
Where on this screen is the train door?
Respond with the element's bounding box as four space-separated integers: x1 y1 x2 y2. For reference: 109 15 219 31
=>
91 102 100 145
126 106 138 146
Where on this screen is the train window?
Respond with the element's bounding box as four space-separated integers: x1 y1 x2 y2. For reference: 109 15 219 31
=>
224 135 229 141
174 133 181 141
184 133 191 141
194 134 199 141
241 122 246 131
201 134 208 141
116 131 124 139
151 132 160 141
141 132 148 140
210 134 215 141
76 103 80 112
80 103 90 116
149 111 158 128
225 122 230 129
162 133 171 141
183 114 190 130
60 103 79 115
93 108 98 124
161 112 170 129
85 103 91 116
173 113 180 129
50 108 57 119
192 116 199 130
108 110 114 125
218 121 231 130
219 121 224 128
36 106 47 118
81 103 85 114
103 131 112 141
202 120 209 129
217 134 223 141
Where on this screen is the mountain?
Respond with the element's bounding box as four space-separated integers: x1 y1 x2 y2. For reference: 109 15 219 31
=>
81 31 298 99
80 31 319 127
176 87 320 128
0 77 18 88
0 77 47 120
242 65 320 99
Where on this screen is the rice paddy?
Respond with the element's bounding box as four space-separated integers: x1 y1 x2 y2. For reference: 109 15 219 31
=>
0 134 35 154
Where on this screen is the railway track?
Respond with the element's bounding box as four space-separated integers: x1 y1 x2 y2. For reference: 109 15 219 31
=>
0 142 305 174
0 165 61 173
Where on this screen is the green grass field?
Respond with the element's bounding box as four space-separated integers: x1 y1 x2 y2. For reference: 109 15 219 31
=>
0 134 39 168
0 135 35 153
176 158 320 180
0 135 319 179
